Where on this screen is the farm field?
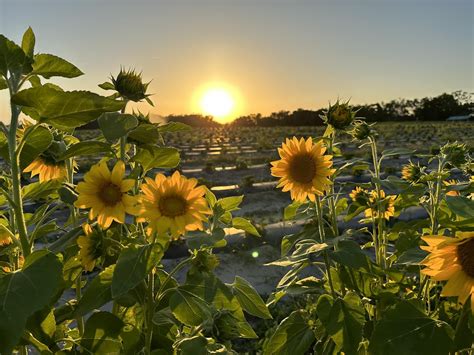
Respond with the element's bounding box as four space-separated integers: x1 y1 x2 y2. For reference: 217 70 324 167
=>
1 21 473 355
76 122 474 227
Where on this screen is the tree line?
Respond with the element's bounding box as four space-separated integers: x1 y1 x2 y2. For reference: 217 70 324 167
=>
166 91 473 127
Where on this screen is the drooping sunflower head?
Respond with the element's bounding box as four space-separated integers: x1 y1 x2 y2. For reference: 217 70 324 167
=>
77 223 104 272
441 142 469 168
421 232 474 313
444 179 460 197
271 137 335 202
349 186 369 204
23 155 67 182
349 119 374 141
75 160 141 229
324 100 356 130
401 162 424 184
364 189 396 220
138 171 211 239
111 68 150 102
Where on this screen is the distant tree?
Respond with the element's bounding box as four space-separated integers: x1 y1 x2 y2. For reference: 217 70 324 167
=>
166 114 220 127
169 91 472 127
414 93 469 121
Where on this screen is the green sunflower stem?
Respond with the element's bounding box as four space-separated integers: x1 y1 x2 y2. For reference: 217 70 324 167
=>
327 133 340 239
315 196 336 298
369 136 386 270
75 275 85 336
144 270 155 355
7 74 31 257
430 157 445 235
119 101 129 162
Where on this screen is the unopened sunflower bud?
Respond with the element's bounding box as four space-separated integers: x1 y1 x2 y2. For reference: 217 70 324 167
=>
401 161 424 184
112 68 150 102
324 101 356 130
350 120 374 141
440 142 469 168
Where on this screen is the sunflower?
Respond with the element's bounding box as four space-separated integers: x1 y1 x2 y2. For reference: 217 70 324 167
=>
77 223 103 271
271 137 335 202
138 171 211 239
421 232 474 313
75 160 140 229
349 186 369 204
0 225 13 246
401 162 424 184
23 156 67 182
364 189 396 220
444 179 460 197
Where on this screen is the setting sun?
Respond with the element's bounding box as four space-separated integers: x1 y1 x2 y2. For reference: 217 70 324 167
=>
200 88 235 122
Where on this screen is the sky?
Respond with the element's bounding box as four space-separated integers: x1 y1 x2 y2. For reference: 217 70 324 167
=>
0 0 473 123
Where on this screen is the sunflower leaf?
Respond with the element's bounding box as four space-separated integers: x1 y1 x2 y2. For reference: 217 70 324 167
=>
11 86 124 130
112 243 164 298
0 251 62 354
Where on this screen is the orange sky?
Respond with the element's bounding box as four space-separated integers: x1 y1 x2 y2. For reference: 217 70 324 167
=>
1 0 473 123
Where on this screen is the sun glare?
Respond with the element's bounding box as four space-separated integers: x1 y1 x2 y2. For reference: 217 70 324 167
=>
200 88 235 122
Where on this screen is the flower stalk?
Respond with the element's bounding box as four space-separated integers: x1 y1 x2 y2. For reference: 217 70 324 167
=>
7 74 31 257
315 196 336 298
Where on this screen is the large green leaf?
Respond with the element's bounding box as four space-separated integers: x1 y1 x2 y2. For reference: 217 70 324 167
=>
98 112 138 142
0 126 53 168
111 243 163 298
232 276 272 319
20 125 53 168
316 292 366 354
329 240 371 271
263 310 315 355
22 180 62 201
128 123 162 144
57 141 112 160
214 311 258 339
80 312 123 354
217 196 243 212
0 250 62 354
132 146 180 171
0 34 32 75
11 86 124 130
169 287 213 326
31 53 83 79
232 217 261 237
446 195 474 218
75 266 114 317
369 301 454 355
174 335 208 355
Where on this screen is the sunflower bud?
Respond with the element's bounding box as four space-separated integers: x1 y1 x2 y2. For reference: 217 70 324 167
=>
324 101 356 130
401 161 425 184
350 120 374 141
111 68 150 102
191 248 220 272
440 142 469 168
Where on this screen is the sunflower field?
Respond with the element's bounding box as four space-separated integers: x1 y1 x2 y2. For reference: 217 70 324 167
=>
0 28 473 355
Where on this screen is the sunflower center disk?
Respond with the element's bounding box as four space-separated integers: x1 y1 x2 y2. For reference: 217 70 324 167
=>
457 238 474 278
289 154 316 184
159 196 187 217
99 183 122 205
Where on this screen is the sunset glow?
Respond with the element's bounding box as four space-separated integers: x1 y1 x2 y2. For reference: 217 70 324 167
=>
200 88 235 122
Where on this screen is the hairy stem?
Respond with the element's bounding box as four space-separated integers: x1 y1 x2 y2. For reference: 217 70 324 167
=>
7 75 30 257
315 196 336 298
